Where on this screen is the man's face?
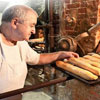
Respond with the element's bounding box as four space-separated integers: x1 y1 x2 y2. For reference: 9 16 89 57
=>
14 11 37 41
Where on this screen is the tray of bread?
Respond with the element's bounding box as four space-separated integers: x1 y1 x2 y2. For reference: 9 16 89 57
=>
56 53 100 85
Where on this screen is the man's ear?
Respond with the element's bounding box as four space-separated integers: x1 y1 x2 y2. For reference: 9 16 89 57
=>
11 18 19 29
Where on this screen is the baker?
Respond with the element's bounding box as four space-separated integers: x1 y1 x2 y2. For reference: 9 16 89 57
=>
0 5 79 100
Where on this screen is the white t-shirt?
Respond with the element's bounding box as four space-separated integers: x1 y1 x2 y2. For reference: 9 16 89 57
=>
0 36 40 93
1 42 21 64
0 40 40 65
17 40 40 65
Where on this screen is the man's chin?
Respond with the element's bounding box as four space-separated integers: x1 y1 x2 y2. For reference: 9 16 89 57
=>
24 37 29 41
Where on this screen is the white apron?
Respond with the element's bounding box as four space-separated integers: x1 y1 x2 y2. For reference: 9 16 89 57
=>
0 38 27 94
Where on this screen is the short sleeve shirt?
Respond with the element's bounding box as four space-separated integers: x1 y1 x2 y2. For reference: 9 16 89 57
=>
18 40 40 65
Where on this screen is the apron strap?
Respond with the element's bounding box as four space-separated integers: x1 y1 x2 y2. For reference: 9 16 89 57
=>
0 35 5 59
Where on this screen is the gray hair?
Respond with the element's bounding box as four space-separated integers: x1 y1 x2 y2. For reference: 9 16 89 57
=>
1 5 38 23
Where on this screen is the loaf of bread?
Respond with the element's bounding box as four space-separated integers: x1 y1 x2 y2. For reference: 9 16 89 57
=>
68 57 100 76
88 53 100 59
88 52 97 55
79 57 100 68
84 55 100 63
56 61 98 80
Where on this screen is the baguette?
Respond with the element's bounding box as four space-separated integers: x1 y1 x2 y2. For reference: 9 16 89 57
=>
68 57 100 76
88 52 96 55
92 54 100 59
79 57 100 68
88 53 100 59
84 55 100 63
56 61 98 80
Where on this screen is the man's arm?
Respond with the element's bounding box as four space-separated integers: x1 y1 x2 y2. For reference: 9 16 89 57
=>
37 51 79 65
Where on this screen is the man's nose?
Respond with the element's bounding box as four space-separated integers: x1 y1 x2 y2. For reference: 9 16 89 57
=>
31 28 35 34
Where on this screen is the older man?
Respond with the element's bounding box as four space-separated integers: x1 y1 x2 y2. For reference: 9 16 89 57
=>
0 5 79 100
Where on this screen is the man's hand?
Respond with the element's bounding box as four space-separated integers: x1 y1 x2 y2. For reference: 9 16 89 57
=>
58 51 79 60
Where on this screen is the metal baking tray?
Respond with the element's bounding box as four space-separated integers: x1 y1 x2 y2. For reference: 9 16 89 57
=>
56 67 100 85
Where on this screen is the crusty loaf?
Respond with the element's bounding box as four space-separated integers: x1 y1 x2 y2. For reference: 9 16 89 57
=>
88 53 100 59
88 52 96 55
84 55 100 63
79 57 100 68
68 57 100 76
56 61 98 80
91 54 100 59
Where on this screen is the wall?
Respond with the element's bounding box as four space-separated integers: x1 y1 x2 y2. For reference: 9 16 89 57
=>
97 1 100 22
60 0 100 36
